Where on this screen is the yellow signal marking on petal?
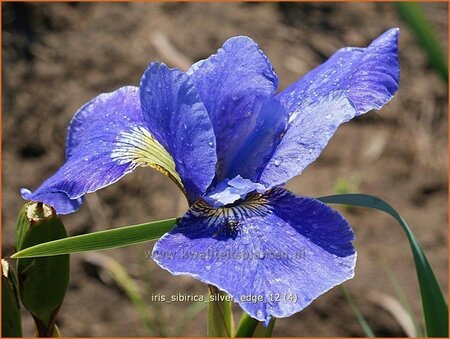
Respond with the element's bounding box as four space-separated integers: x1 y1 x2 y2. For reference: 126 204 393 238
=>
111 126 185 193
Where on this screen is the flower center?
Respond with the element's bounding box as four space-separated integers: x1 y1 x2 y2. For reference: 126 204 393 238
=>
191 191 272 239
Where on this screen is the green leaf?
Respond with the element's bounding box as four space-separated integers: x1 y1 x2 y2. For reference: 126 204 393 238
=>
251 317 276 337
382 258 422 336
395 2 448 83
236 312 259 338
319 193 448 337
235 313 259 337
83 252 156 335
340 284 375 337
235 313 276 337
207 285 234 337
2 259 22 337
12 218 178 259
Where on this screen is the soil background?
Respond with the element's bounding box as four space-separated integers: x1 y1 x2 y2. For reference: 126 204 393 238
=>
2 2 448 337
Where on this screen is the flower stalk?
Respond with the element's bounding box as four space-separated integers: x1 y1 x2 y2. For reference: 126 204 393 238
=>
207 285 234 337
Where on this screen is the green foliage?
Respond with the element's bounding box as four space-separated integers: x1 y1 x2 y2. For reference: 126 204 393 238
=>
207 285 234 337
340 284 375 337
396 2 448 83
83 252 157 335
12 194 447 337
235 312 275 337
84 252 207 336
251 318 276 337
235 313 259 337
2 259 22 337
16 202 70 336
319 193 448 337
382 259 422 336
173 300 208 336
12 218 178 258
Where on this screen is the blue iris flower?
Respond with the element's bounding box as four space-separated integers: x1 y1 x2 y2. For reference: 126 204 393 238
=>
21 29 399 324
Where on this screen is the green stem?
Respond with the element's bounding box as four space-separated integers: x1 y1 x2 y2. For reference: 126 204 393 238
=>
235 312 276 337
235 313 259 337
207 285 234 337
252 318 276 337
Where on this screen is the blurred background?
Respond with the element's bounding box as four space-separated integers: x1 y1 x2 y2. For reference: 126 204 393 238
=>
2 2 448 337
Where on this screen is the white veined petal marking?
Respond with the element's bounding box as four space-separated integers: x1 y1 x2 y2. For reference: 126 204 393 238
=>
111 126 185 193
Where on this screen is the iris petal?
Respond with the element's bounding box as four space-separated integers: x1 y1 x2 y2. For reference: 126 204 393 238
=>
140 63 217 200
188 36 279 182
224 97 288 182
20 189 83 215
259 92 355 188
277 28 399 117
21 86 178 214
204 175 267 208
153 188 356 324
260 29 399 187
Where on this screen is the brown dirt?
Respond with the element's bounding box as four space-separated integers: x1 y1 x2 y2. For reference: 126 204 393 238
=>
2 2 448 337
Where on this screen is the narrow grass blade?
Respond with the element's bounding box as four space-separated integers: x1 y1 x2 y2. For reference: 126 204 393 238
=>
395 2 448 83
82 253 156 335
319 194 448 337
11 218 178 258
340 284 375 337
173 298 208 336
207 285 234 337
382 258 422 336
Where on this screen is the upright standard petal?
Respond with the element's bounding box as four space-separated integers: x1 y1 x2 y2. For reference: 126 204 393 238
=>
223 97 288 182
188 36 279 181
140 63 217 200
260 29 400 187
153 188 356 324
259 92 356 187
21 86 179 214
